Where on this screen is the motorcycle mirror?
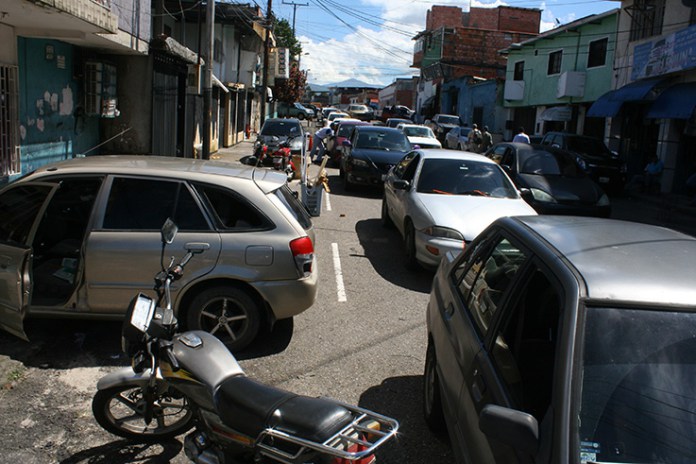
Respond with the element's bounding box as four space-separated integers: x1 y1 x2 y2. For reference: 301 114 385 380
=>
161 218 178 245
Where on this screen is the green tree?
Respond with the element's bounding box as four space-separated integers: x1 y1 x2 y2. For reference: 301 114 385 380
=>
274 18 302 58
274 63 307 103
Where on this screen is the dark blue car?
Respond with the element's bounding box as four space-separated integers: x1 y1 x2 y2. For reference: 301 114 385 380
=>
339 126 412 191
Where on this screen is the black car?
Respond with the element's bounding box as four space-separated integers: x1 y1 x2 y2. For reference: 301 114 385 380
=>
255 118 305 156
339 126 412 190
486 142 610 217
540 132 626 193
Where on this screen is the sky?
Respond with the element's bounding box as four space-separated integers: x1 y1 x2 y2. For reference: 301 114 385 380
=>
266 0 620 87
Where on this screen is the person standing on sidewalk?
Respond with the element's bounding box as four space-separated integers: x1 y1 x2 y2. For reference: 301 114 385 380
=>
513 126 530 143
481 126 493 153
311 126 334 163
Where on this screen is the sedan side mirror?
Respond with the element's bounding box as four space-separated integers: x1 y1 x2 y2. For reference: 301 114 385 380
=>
479 404 539 455
393 179 410 191
342 140 352 148
519 188 533 202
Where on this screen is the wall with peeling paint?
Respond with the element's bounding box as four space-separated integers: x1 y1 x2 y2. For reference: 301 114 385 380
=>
17 38 99 174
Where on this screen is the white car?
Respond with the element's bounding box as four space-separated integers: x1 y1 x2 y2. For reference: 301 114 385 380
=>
324 111 350 127
382 149 537 269
397 124 442 149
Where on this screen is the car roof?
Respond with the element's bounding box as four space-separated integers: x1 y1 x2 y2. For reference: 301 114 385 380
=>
264 117 301 124
415 149 496 162
356 125 403 133
507 216 696 307
21 155 288 193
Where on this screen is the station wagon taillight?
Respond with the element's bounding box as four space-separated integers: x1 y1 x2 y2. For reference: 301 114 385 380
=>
290 236 314 277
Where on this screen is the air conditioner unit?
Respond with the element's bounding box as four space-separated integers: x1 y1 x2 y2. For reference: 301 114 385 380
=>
557 71 585 98
504 80 525 100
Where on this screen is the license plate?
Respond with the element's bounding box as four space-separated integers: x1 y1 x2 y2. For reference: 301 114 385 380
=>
599 177 610 183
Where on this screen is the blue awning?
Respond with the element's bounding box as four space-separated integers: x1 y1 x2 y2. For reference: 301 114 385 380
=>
587 78 664 117
646 83 696 119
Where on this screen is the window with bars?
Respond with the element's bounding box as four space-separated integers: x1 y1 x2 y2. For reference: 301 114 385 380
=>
85 61 118 118
629 0 665 42
0 65 20 177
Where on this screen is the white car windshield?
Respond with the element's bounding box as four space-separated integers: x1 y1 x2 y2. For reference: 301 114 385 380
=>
416 159 518 198
404 126 435 138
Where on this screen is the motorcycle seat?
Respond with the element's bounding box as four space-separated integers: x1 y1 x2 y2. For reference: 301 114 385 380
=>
214 375 353 442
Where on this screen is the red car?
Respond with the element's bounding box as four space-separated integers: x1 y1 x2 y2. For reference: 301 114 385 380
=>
327 120 371 166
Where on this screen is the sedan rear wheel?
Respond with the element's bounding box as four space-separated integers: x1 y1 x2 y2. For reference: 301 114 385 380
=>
187 286 261 352
424 342 446 434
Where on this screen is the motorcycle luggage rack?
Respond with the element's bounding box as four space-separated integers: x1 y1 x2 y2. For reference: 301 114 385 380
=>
256 402 399 463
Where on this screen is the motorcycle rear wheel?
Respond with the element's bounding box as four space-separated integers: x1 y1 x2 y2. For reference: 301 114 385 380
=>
92 384 194 441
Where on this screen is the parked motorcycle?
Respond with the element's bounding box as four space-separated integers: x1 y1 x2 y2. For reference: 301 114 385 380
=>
249 136 298 182
92 219 398 464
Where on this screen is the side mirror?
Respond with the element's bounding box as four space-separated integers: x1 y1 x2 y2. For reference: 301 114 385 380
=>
519 188 533 202
393 179 410 191
479 404 539 455
342 140 352 148
412 144 421 150
161 218 178 245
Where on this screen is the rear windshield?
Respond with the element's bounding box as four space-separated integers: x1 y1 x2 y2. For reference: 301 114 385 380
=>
438 116 460 125
518 149 583 177
261 121 302 137
274 184 312 230
566 137 612 157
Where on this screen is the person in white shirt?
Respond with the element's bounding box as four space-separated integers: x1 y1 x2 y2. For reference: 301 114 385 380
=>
512 126 531 143
311 127 334 163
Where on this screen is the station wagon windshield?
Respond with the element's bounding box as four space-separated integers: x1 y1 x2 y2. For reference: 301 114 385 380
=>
578 307 696 464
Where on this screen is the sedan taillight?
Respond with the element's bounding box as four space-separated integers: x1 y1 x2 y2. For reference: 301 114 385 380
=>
290 236 314 277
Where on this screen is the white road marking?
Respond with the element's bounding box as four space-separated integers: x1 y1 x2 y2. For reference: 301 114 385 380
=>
331 242 347 302
325 191 331 211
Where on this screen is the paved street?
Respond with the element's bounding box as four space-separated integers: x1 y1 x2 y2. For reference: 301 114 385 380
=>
0 137 693 464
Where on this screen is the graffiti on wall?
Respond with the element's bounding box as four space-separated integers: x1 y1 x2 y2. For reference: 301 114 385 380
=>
20 85 75 139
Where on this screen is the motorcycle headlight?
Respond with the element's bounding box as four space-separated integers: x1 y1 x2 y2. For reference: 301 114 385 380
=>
350 158 370 168
423 226 465 241
531 188 557 203
597 193 610 206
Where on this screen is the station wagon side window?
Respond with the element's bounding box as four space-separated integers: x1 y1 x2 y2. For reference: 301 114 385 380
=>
194 183 273 231
490 265 562 421
102 177 209 231
455 236 528 336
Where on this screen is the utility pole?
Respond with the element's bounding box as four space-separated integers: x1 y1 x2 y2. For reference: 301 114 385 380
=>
202 0 215 160
282 0 308 35
260 0 272 124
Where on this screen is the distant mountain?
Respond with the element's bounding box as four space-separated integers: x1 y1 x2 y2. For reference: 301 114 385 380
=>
324 78 382 89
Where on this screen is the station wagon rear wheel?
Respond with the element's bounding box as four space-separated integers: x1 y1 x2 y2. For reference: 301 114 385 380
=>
423 342 446 434
187 286 261 352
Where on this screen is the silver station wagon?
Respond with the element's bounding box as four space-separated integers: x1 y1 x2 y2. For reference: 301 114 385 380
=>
0 155 318 351
424 215 696 463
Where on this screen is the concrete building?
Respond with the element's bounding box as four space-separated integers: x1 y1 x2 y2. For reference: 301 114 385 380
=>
501 9 619 141
377 77 417 111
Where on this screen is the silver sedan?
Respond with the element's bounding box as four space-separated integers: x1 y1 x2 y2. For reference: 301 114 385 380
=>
381 149 537 269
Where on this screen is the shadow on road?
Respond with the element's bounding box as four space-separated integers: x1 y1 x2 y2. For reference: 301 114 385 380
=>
325 173 383 199
60 439 182 464
359 375 453 464
235 317 295 361
0 319 125 370
354 218 433 294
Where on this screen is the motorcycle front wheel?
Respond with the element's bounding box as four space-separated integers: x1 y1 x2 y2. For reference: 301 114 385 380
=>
92 383 194 441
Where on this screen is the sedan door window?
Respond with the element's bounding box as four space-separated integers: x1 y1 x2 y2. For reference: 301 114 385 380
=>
457 237 528 336
0 185 54 246
102 177 209 231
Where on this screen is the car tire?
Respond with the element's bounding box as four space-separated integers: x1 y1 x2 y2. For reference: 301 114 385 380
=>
297 113 305 120
381 196 394 228
186 286 261 352
423 341 446 434
404 221 419 270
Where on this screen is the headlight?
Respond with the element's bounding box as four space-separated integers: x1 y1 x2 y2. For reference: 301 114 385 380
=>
350 158 370 168
423 226 465 241
597 193 610 206
531 188 557 203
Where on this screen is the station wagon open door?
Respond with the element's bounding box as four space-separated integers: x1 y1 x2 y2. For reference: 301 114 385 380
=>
0 183 60 340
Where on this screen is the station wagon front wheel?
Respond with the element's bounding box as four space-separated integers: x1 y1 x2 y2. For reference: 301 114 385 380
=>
423 342 446 434
187 286 261 352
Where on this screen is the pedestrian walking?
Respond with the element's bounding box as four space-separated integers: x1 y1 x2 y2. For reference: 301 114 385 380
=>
468 124 483 152
310 126 334 163
481 126 493 152
512 126 531 143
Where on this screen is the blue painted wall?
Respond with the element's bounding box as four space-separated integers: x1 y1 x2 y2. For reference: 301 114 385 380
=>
441 78 498 130
17 38 99 175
